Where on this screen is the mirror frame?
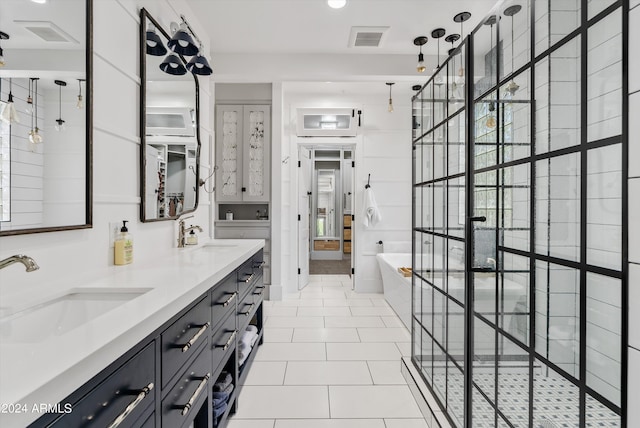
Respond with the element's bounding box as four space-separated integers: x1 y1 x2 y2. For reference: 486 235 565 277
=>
139 8 201 223
0 0 93 237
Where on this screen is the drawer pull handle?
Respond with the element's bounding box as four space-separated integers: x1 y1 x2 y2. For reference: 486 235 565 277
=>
221 292 237 307
253 261 266 269
181 322 210 353
242 303 255 316
239 273 255 283
217 330 237 351
181 373 210 416
253 286 265 296
106 382 154 428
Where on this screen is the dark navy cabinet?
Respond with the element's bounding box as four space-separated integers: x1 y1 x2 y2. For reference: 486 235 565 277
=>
30 250 264 428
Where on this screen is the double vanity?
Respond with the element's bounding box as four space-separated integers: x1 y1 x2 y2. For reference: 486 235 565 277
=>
0 239 265 428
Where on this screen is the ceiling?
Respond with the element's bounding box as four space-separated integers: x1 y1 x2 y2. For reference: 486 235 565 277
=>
186 0 497 56
184 0 500 83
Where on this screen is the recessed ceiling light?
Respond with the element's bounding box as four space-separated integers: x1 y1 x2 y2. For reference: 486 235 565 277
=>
328 0 346 9
31 0 47 4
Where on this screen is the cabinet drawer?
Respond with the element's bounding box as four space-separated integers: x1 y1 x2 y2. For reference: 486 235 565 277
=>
161 346 211 428
343 229 351 240
237 290 259 331
215 227 270 239
211 272 238 330
51 342 155 428
161 297 210 389
211 312 237 370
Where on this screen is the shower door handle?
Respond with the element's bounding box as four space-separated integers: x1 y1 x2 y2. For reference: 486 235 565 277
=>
469 216 486 222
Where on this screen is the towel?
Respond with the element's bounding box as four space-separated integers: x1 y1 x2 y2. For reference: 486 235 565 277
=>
362 187 382 228
213 401 227 418
212 382 234 400
213 372 232 392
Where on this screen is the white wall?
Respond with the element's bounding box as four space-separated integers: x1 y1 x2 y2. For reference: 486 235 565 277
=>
280 83 413 294
0 0 213 298
627 0 640 422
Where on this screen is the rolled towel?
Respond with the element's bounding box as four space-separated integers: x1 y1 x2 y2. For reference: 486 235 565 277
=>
238 349 249 366
212 395 227 408
246 325 258 334
240 330 257 348
213 401 227 418
212 382 234 401
213 372 232 392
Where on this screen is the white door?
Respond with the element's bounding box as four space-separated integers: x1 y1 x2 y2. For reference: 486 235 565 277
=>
298 147 312 289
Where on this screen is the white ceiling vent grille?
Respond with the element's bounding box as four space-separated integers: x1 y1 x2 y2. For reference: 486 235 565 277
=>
14 20 79 44
348 26 389 48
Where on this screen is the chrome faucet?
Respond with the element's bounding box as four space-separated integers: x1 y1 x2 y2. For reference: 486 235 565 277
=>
0 254 39 272
177 216 203 248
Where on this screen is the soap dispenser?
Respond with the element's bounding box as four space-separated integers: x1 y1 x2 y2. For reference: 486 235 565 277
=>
187 226 198 245
114 220 133 265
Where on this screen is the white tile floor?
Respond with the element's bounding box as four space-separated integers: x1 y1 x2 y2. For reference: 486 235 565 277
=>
227 274 428 428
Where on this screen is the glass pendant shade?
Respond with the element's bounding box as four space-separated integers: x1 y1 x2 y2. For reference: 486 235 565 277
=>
160 54 187 75
186 54 213 75
29 127 43 144
55 119 66 131
76 79 84 109
168 25 198 56
1 86 19 124
146 30 167 56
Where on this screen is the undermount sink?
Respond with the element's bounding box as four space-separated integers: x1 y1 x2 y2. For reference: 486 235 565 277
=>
0 288 152 343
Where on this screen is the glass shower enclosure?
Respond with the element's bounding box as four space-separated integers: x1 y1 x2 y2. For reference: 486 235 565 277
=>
412 1 628 426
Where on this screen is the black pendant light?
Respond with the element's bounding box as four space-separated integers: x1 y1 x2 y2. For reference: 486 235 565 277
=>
413 36 428 73
386 82 395 113
186 52 213 76
146 23 167 56
431 28 446 85
503 5 522 99
54 80 66 131
160 53 187 75
76 79 85 109
168 22 198 56
485 15 498 129
29 78 43 144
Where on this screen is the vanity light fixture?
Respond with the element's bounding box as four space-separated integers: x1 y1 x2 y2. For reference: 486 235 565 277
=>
54 80 66 131
0 31 9 68
28 78 43 144
431 28 446 85
386 82 395 113
76 78 85 109
160 53 187 75
503 4 522 100
328 0 347 9
146 23 167 56
414 36 428 73
168 21 198 56
186 50 213 76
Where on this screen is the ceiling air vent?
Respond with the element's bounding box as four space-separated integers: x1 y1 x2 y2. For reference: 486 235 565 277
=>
14 20 79 44
348 26 389 48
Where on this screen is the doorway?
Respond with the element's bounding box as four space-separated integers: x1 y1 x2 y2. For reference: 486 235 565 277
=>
297 145 355 289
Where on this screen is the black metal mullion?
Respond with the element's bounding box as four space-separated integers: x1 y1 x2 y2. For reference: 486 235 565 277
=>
464 31 475 428
579 0 588 425
621 0 630 424
493 14 502 427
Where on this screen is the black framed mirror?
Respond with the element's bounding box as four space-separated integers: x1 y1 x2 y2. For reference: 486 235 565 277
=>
140 8 200 222
0 0 92 236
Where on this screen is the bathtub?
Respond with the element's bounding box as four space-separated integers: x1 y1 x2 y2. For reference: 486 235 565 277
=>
376 252 412 330
377 250 529 343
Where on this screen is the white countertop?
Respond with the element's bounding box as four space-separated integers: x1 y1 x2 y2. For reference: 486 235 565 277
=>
0 239 264 427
